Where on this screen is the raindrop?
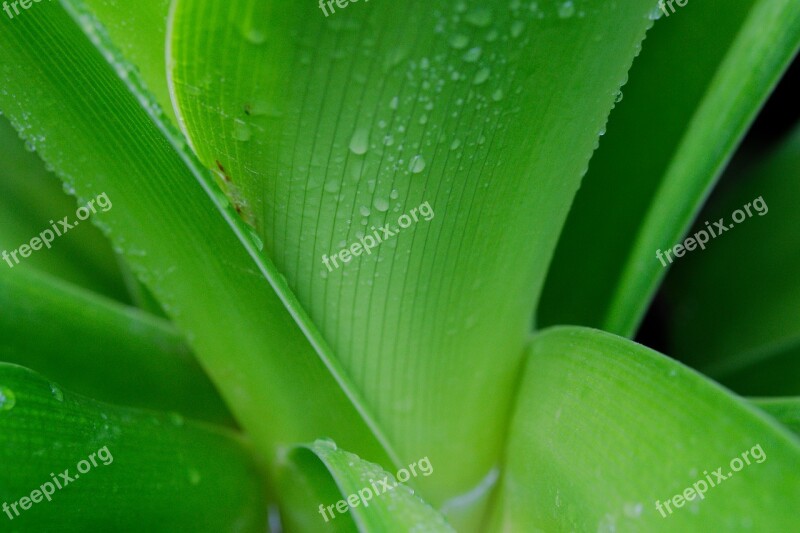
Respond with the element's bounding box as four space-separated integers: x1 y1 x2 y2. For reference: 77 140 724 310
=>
450 139 461 150
374 198 390 212
359 205 371 217
324 180 340 193
349 128 369 155
409 155 426 174
449 34 470 50
389 96 399 110
558 1 576 18
233 119 251 142
169 412 185 427
0 387 15 412
50 383 64 402
492 88 504 101
465 7 492 27
390 189 399 199
244 28 267 45
249 230 264 251
188 468 201 485
383 134 395 146
511 20 525 38
463 47 482 62
473 68 490 85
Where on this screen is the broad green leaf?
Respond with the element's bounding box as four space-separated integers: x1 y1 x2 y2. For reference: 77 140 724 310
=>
0 363 266 531
0 266 232 425
665 125 800 395
285 440 453 532
169 0 659 513
751 397 800 436
0 0 395 478
493 327 800 531
0 117 126 300
540 0 800 337
81 0 175 123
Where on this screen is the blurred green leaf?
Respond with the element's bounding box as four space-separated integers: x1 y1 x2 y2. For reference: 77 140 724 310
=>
0 363 267 532
0 0 395 478
0 266 232 425
493 327 800 531
540 0 800 337
169 0 659 517
751 397 800 436
665 125 800 395
0 118 126 300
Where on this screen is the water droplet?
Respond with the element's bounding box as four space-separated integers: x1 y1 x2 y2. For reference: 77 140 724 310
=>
558 1 575 18
188 468 201 485
473 68 490 85
511 20 525 38
349 128 369 155
169 412 185 427
324 180 340 193
383 134 395 146
50 383 64 402
449 34 470 49
409 155 426 174
614 90 624 103
374 198 390 212
390 189 399 199
463 47 482 62
320 269 329 279
419 114 428 125
249 230 264 251
485 29 499 42
244 28 267 45
359 205 371 217
492 88 504 101
465 7 492 27
0 387 15 412
450 139 461 150
389 96 399 110
233 119 251 142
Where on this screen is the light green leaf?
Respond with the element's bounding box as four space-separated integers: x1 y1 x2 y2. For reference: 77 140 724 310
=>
666 125 800 395
286 440 453 532
168 0 660 514
0 0 394 477
0 363 267 532
493 327 800 531
540 0 800 337
0 266 232 425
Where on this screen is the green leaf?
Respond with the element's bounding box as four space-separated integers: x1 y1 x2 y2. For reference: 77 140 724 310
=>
0 363 267 531
493 326 800 531
168 0 660 514
0 118 126 300
0 0 394 476
665 125 800 395
286 440 453 532
0 266 232 425
540 0 800 336
751 397 800 436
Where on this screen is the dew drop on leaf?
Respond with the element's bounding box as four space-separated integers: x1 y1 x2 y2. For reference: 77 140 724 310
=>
50 383 64 402
558 1 576 18
349 128 369 155
0 387 15 412
449 34 470 50
409 155 426 174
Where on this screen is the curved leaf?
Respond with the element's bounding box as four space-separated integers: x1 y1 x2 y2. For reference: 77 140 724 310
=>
493 327 800 531
0 0 395 477
0 266 232 425
169 0 660 513
540 0 800 337
0 363 267 531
